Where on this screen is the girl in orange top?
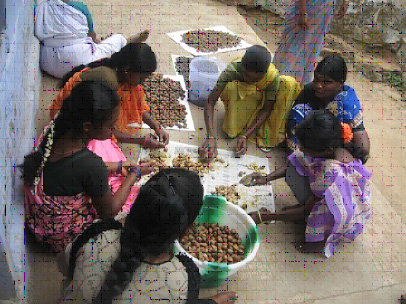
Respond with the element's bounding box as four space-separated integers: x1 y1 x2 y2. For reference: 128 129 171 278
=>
50 42 169 149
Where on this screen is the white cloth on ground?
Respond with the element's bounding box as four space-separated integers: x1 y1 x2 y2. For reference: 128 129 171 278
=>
35 0 126 78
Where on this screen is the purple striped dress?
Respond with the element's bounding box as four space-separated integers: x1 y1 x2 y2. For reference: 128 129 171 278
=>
273 0 336 85
288 150 372 257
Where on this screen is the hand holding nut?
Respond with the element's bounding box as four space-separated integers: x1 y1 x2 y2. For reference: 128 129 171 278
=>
155 128 170 145
143 134 166 149
199 137 218 160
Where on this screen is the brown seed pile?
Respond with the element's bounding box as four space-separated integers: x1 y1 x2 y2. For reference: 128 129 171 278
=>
246 163 266 175
180 223 244 264
181 30 241 53
211 185 240 206
175 56 192 84
143 74 187 128
172 153 226 176
147 148 171 174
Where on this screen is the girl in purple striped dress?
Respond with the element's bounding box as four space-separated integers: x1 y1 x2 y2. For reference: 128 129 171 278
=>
273 0 348 86
247 110 371 257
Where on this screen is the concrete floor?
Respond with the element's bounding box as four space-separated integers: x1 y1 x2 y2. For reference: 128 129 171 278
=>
30 0 406 303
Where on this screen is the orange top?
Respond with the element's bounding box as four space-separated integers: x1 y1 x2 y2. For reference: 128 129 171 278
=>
49 67 150 136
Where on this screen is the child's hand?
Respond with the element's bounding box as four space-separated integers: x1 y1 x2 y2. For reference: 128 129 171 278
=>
155 128 169 145
239 172 268 186
199 137 218 160
235 135 247 157
143 134 166 149
136 160 156 176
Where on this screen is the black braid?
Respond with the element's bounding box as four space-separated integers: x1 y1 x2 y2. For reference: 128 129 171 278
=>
69 218 122 280
92 170 194 304
92 219 144 304
176 253 201 302
21 111 67 185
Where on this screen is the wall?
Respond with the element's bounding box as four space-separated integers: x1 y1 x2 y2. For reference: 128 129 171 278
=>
0 0 40 301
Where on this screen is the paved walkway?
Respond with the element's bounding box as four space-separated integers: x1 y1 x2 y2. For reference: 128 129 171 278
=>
31 0 405 303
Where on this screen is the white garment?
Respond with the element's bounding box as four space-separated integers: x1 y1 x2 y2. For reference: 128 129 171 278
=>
35 0 126 78
60 230 189 303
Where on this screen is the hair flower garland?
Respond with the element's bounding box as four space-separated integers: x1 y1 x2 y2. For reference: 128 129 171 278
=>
341 122 353 143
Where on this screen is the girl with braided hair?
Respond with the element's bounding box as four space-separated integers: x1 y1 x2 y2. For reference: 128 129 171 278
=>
245 110 372 257
49 42 169 150
23 81 155 253
59 168 237 304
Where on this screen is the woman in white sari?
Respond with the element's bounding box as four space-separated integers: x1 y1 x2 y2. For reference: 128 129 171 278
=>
35 0 148 78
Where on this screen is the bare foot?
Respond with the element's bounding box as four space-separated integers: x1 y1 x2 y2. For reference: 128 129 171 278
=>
129 30 150 43
210 291 237 304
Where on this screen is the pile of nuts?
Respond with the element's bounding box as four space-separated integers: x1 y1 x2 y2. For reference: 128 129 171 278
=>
180 223 244 264
172 153 226 176
181 30 241 53
246 163 266 175
175 56 192 85
143 74 187 128
211 185 240 206
147 148 171 174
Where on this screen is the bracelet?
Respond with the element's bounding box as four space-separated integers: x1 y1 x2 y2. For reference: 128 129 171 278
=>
116 161 123 175
129 167 142 179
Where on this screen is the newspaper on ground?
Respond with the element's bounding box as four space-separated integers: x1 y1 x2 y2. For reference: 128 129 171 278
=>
138 142 275 213
167 26 252 56
128 74 195 131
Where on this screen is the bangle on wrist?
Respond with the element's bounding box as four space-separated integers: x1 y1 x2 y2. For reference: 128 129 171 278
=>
129 167 142 179
116 161 123 175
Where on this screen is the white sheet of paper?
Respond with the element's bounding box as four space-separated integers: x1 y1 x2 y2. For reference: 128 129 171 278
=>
131 74 195 131
167 25 252 56
138 142 275 213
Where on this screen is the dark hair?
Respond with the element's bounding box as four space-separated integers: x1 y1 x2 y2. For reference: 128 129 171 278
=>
68 168 204 304
241 45 272 73
314 54 347 83
59 42 157 88
22 81 120 185
295 110 343 152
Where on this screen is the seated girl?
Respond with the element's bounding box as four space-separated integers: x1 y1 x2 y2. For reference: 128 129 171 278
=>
23 81 155 253
59 168 237 304
247 110 372 257
49 42 169 149
287 54 370 163
199 45 301 159
35 0 149 78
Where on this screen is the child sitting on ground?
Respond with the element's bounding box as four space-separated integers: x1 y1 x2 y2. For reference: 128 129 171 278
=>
59 168 237 304
247 110 372 257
